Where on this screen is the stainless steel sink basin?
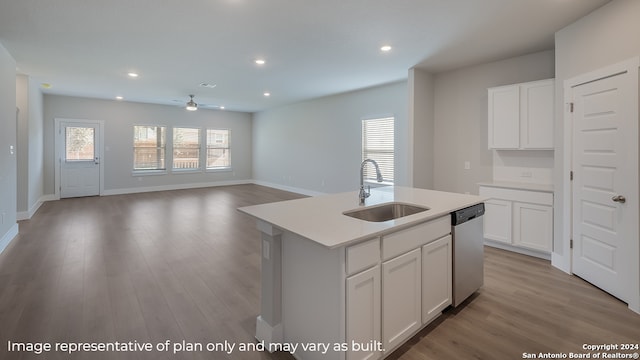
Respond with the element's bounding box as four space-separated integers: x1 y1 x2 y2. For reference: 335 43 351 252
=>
343 202 430 222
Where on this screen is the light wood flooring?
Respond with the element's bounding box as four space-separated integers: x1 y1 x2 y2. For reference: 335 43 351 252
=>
0 184 638 360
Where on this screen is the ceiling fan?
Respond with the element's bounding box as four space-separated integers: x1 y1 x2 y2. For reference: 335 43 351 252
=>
185 94 198 111
172 95 223 111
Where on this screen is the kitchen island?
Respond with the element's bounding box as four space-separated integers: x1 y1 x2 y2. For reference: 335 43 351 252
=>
238 186 484 360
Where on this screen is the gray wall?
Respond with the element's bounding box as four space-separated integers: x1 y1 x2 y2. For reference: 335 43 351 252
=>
431 50 555 195
0 42 17 250
252 81 408 195
43 95 253 195
554 0 640 258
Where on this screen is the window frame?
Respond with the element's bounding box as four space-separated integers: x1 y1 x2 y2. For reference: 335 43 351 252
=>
172 127 203 173
132 124 168 175
205 128 232 172
361 116 395 184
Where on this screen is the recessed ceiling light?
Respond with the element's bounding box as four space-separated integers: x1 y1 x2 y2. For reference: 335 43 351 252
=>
127 72 139 78
255 59 266 65
200 83 217 88
115 96 123 100
263 92 271 97
380 45 392 52
41 83 52 89
219 106 225 110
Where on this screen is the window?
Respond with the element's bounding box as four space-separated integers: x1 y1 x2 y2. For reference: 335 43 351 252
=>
65 126 95 161
133 125 166 170
206 129 230 169
173 127 201 170
362 117 394 183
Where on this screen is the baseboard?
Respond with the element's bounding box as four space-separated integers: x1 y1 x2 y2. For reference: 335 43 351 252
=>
551 251 571 274
252 181 326 197
484 239 551 260
0 223 19 255
16 194 55 221
102 179 254 196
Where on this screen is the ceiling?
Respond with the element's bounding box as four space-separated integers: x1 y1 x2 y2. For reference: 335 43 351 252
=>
0 0 610 113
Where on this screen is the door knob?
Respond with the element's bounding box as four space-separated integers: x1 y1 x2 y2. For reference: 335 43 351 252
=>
612 195 626 203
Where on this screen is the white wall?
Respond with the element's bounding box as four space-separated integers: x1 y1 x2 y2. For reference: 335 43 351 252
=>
252 81 408 195
408 68 434 189
554 0 640 260
16 75 44 219
16 76 27 213
0 42 18 254
431 50 555 195
43 95 253 195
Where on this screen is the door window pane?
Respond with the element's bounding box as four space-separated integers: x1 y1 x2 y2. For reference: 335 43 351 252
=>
65 127 95 161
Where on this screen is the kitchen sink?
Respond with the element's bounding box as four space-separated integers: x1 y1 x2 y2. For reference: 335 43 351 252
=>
343 202 430 222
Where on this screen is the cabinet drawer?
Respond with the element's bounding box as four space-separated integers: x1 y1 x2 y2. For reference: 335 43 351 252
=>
382 216 450 261
479 186 553 205
346 238 380 276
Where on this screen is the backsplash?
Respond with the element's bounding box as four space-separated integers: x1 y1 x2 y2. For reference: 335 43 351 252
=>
492 150 554 185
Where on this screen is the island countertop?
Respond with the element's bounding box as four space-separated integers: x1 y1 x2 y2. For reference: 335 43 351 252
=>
238 186 485 249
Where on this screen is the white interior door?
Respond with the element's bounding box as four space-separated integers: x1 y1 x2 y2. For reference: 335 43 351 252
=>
59 121 101 198
571 69 638 304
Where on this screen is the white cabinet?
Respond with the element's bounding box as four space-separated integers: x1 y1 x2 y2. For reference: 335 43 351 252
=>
513 202 553 252
346 265 381 360
479 186 553 255
382 248 422 352
422 235 452 324
483 199 512 244
488 79 554 150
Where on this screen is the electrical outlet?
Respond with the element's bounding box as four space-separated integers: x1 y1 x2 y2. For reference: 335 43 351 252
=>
521 171 533 178
464 161 471 170
262 240 270 260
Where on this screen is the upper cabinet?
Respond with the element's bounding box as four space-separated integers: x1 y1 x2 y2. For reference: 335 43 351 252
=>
488 79 555 150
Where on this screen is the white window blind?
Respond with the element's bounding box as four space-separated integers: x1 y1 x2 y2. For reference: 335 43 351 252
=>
362 117 394 183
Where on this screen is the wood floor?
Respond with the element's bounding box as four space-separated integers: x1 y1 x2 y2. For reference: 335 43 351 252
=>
0 184 638 360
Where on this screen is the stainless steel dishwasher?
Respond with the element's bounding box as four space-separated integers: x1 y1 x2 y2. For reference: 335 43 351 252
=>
451 203 485 307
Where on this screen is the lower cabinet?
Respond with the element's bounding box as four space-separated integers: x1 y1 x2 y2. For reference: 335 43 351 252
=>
513 202 553 252
345 215 453 359
479 186 553 254
382 248 422 352
422 235 452 324
346 265 381 360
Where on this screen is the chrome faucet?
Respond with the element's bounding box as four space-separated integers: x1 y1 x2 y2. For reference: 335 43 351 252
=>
359 159 384 205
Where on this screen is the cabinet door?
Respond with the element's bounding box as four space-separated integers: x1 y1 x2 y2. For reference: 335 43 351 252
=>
488 85 520 149
422 235 452 324
483 199 512 244
521 79 554 149
513 202 553 252
382 248 421 353
346 265 381 360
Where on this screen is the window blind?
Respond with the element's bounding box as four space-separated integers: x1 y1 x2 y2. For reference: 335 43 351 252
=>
362 117 394 182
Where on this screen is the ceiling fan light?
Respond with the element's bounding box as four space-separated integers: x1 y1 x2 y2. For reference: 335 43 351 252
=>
186 95 198 111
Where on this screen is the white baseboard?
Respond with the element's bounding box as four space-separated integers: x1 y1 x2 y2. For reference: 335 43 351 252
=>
102 179 254 196
551 251 571 274
484 239 551 260
0 223 19 255
252 180 326 197
16 194 55 221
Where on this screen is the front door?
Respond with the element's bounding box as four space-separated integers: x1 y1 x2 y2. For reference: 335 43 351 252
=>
571 68 638 304
60 122 101 198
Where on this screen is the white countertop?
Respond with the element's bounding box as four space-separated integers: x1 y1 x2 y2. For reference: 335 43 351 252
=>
238 186 485 249
478 181 554 193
